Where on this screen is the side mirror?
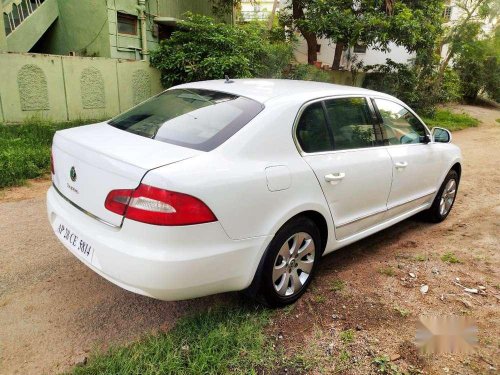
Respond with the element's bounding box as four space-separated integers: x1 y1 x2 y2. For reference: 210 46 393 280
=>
431 127 452 143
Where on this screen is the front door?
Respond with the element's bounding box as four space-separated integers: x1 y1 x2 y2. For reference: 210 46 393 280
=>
372 98 444 218
296 97 393 240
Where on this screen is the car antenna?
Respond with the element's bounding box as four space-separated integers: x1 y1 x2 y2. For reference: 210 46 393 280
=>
224 75 234 83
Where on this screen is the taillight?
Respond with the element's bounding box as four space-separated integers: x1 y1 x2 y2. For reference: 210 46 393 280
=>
105 184 217 226
50 149 55 175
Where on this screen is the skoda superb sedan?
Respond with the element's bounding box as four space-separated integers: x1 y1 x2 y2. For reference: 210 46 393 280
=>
47 79 461 306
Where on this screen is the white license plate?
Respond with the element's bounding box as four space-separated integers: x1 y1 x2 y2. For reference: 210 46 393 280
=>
55 221 94 262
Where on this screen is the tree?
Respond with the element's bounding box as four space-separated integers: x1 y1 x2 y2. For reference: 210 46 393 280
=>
304 0 444 70
291 0 318 64
454 25 499 102
437 0 497 79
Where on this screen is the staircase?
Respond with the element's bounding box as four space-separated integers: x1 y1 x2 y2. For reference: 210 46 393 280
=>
2 0 59 52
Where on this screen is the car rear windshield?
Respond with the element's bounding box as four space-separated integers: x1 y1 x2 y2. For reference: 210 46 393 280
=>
108 89 264 151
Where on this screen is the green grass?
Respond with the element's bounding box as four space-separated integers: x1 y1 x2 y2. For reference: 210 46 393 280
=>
441 251 461 264
0 117 103 188
394 306 411 318
339 329 355 344
496 118 500 123
378 266 396 277
313 294 327 304
329 279 346 292
69 306 276 375
421 109 480 132
414 254 427 262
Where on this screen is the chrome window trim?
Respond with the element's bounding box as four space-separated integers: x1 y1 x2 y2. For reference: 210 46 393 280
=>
292 94 378 156
292 94 434 156
53 183 121 229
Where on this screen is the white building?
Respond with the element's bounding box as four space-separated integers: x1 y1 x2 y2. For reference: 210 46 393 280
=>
294 38 415 69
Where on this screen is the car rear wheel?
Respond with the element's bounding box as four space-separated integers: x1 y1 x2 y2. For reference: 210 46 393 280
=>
422 169 459 223
257 216 321 307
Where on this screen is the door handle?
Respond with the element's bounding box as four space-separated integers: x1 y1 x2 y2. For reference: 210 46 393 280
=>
325 172 345 182
395 162 408 169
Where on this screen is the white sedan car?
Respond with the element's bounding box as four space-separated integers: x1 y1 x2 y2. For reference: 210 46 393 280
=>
47 79 461 306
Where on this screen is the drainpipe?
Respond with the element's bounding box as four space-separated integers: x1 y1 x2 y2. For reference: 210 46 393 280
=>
137 0 148 60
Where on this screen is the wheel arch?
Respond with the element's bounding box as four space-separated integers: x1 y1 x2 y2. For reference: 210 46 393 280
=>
243 209 330 298
450 162 462 180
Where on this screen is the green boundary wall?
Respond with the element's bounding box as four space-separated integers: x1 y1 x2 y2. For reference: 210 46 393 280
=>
0 52 162 123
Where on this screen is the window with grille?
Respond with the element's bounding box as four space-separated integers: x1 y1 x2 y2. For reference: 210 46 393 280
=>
443 6 453 20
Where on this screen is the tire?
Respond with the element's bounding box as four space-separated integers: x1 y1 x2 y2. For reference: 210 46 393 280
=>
422 169 459 223
256 216 321 308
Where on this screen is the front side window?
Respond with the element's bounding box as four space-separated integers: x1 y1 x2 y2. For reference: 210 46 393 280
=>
324 97 376 151
296 102 332 153
374 98 427 145
109 89 263 151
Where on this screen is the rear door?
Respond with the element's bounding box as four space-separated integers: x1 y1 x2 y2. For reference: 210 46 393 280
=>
297 97 393 240
372 98 444 218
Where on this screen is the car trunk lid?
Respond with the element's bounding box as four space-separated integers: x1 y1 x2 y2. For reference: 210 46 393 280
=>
52 122 201 226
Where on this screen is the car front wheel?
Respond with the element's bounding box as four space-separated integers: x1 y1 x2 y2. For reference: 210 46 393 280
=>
423 169 459 223
257 216 321 307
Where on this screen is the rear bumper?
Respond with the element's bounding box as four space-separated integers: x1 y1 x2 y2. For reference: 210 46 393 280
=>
46 186 271 300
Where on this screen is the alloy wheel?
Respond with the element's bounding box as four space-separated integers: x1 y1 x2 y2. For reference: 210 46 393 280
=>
272 232 315 297
439 178 457 216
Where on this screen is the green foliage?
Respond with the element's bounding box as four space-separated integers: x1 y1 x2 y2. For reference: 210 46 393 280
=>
422 109 479 131
454 26 500 103
372 356 402 375
70 307 273 375
150 14 293 87
0 118 96 188
284 64 332 83
363 60 460 114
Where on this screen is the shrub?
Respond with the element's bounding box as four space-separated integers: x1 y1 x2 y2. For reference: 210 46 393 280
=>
150 14 293 87
363 59 460 115
454 28 500 103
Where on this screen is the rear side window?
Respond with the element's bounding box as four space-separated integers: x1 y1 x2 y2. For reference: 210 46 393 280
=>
296 102 332 153
324 97 376 151
108 89 263 151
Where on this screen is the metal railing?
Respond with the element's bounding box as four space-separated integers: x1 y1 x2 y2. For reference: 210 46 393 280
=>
3 0 45 36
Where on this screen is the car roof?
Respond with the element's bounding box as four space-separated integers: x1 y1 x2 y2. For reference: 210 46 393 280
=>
173 78 395 104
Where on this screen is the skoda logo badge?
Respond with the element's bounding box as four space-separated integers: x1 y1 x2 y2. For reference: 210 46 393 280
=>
70 166 77 182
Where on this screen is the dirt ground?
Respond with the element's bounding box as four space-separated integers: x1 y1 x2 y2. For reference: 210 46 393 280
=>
0 105 498 375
